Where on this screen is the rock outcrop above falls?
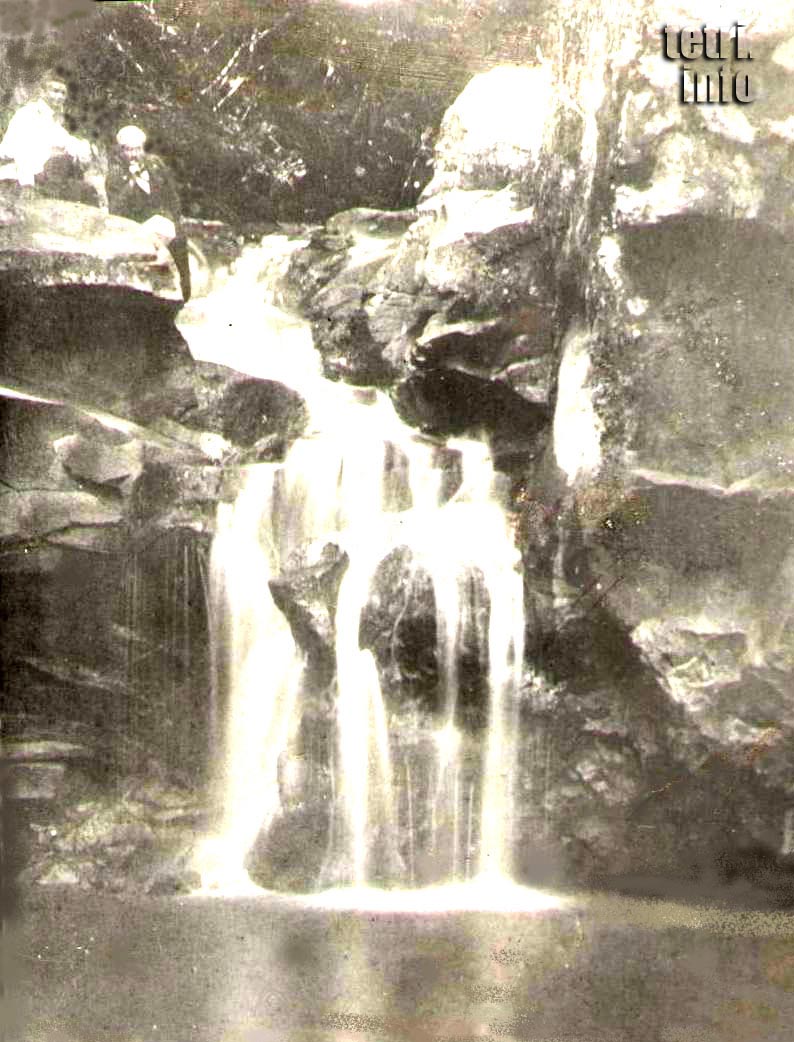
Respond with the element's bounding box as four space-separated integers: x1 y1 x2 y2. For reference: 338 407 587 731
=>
281 189 556 467
0 187 182 300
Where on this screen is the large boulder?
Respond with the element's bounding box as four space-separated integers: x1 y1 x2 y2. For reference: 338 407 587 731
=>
279 82 567 457
0 188 181 300
282 211 419 385
420 65 555 200
0 189 303 459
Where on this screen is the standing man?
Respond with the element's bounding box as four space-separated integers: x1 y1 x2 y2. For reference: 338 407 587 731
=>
107 125 191 300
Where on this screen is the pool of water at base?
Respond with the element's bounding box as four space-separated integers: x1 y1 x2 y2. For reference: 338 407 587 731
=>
7 886 794 1042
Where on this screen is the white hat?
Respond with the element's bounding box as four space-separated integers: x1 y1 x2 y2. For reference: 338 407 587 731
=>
116 125 147 147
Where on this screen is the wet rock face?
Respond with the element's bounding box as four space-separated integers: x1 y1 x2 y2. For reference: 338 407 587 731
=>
269 543 349 689
358 547 491 728
214 379 308 452
394 368 550 468
282 213 420 386
359 547 440 712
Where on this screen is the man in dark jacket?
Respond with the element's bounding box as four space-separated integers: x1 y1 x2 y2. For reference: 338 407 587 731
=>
107 125 191 300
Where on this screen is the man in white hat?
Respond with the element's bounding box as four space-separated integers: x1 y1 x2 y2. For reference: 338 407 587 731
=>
107 124 191 299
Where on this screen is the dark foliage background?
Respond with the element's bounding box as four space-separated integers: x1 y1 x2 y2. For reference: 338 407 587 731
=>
0 0 543 223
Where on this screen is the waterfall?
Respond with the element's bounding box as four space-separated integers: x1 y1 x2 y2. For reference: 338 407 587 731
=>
183 238 526 893
198 467 304 892
335 550 398 886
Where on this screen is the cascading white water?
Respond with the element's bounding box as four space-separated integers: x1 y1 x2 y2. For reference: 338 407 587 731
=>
198 467 304 892
334 547 397 886
181 237 526 893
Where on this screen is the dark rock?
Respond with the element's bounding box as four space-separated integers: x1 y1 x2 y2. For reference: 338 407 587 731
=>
394 367 549 461
314 318 397 386
358 547 489 726
0 282 190 419
367 291 436 351
128 462 181 523
414 310 554 377
359 546 438 713
54 430 144 492
374 213 435 296
0 398 108 493
0 489 123 543
0 546 63 576
309 285 399 386
128 460 221 528
128 358 204 428
135 362 310 459
269 543 349 688
248 802 332 893
216 379 308 451
281 232 351 312
284 210 423 386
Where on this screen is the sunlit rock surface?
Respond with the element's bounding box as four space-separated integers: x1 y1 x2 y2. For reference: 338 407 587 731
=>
0 187 181 299
420 65 555 199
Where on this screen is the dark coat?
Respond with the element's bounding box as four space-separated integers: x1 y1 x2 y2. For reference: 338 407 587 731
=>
106 152 182 228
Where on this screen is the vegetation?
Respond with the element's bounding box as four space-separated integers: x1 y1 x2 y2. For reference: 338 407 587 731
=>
1 0 543 224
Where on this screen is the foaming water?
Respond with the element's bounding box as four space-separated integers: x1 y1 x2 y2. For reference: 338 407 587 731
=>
196 467 304 892
190 234 526 894
177 236 321 395
304 875 566 914
188 874 567 915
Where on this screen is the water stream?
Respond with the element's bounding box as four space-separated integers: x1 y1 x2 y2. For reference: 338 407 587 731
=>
180 238 527 894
